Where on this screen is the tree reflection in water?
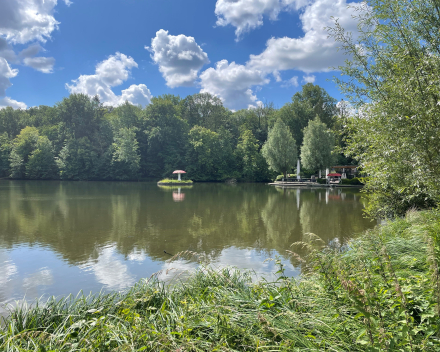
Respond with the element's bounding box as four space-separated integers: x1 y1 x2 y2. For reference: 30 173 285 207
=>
0 181 375 303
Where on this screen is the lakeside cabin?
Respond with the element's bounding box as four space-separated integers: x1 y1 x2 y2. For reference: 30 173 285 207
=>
331 165 358 179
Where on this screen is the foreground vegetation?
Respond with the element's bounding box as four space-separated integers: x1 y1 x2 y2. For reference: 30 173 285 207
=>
1 209 439 351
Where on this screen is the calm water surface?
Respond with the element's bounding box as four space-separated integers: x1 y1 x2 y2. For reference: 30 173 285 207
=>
0 181 375 308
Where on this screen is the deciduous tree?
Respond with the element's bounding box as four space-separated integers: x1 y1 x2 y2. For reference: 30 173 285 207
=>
261 119 297 179
328 0 440 216
300 117 335 175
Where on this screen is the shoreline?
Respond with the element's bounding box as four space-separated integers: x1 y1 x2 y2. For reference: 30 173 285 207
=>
268 181 363 188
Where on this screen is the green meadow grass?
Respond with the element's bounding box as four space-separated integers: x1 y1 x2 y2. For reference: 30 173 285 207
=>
1 210 440 351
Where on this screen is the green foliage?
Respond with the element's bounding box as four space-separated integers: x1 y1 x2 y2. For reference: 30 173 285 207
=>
261 118 297 179
26 136 58 179
56 137 103 180
275 83 336 149
304 210 440 350
300 116 335 172
341 177 364 185
143 95 189 178
186 126 225 181
181 93 231 132
158 178 193 184
316 178 327 184
0 86 341 182
328 0 440 217
1 210 439 351
9 126 40 178
275 173 296 181
112 127 140 179
0 133 11 178
0 107 29 139
235 129 270 181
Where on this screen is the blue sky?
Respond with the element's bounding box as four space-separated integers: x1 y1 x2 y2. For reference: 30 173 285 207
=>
0 0 362 111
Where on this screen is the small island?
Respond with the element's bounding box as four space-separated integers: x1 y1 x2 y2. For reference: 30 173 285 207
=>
157 178 193 185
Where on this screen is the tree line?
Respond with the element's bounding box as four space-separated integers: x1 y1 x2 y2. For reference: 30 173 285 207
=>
0 83 347 182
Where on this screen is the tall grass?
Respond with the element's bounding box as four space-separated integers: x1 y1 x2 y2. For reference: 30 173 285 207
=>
1 210 439 351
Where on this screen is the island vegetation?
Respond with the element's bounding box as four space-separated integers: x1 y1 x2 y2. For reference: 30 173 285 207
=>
157 178 194 185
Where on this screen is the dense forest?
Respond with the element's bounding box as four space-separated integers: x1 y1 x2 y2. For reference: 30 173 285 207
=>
0 83 348 182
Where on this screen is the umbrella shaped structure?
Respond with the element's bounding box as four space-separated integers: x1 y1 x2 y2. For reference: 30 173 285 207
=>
327 173 342 177
173 170 186 181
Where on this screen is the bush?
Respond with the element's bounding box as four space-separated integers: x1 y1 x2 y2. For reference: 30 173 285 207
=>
275 174 296 181
341 177 363 185
316 178 327 184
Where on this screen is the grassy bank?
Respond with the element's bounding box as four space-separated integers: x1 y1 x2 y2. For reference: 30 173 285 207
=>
1 210 440 351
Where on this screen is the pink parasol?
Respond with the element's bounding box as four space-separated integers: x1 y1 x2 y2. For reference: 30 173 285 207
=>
173 170 186 181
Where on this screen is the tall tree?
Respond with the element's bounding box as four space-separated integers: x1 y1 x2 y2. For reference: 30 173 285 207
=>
186 126 222 181
143 95 189 177
300 117 335 176
328 0 440 217
0 133 11 178
56 137 101 180
181 93 229 132
9 127 40 178
26 136 58 179
112 127 141 179
276 84 335 149
235 129 262 181
261 118 297 179
292 83 337 128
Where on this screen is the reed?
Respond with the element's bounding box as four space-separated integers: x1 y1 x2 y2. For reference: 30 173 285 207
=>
1 210 439 351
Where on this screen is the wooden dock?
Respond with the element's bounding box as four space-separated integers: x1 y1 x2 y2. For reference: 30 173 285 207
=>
268 182 363 188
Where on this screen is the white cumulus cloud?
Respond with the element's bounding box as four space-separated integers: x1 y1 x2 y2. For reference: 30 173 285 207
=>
23 57 55 73
248 0 363 73
215 0 309 40
0 58 18 96
281 75 299 88
19 43 43 58
0 0 62 44
0 37 17 63
0 57 26 109
149 29 209 88
200 60 268 110
302 74 315 83
0 97 27 109
66 52 152 107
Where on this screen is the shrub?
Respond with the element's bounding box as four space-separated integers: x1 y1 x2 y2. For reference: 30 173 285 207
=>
275 174 296 181
317 178 327 184
341 177 363 185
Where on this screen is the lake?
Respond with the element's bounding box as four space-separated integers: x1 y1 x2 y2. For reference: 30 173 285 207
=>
0 180 375 309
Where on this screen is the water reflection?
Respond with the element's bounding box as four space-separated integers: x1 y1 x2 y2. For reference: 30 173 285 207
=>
172 188 185 202
0 181 375 304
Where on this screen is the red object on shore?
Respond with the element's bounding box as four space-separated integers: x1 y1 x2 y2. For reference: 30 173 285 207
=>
173 170 186 174
327 173 342 177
